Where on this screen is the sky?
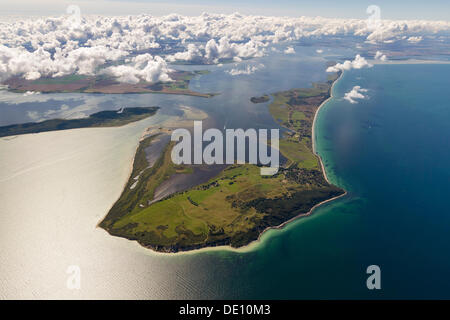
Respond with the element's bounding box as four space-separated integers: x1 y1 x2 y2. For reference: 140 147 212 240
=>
0 0 449 21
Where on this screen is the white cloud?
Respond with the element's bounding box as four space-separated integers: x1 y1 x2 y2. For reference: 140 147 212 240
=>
23 91 41 96
374 51 387 61
344 86 368 104
0 13 448 82
0 44 127 81
316 49 324 54
166 37 264 64
204 37 265 63
226 63 265 76
407 36 423 43
284 46 295 54
102 54 172 84
166 43 203 63
327 54 373 73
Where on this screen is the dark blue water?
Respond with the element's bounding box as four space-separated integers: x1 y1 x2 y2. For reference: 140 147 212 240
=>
162 63 450 299
313 64 450 298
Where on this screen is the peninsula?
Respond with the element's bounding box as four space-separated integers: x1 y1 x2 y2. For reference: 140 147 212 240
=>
99 72 345 252
0 107 159 138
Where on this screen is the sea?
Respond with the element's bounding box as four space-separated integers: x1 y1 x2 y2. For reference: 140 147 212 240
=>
0 45 449 299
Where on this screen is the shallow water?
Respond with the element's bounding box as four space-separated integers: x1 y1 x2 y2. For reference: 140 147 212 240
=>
144 133 171 167
152 164 228 203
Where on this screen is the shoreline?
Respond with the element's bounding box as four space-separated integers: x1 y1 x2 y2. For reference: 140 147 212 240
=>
312 71 344 184
96 106 208 228
106 72 348 256
94 113 171 228
119 190 348 257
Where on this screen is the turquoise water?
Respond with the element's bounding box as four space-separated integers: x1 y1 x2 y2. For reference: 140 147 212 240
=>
168 63 450 299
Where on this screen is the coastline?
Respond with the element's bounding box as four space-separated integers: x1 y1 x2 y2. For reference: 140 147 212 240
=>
122 190 348 257
96 106 208 228
106 72 348 256
312 71 344 184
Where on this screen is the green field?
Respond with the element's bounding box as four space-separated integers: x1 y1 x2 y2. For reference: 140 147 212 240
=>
100 72 345 252
32 74 89 85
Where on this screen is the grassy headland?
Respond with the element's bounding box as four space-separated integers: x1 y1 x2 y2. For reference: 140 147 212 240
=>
99 72 345 253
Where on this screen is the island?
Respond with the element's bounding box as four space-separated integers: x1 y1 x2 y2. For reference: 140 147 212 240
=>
250 95 270 103
3 70 215 97
0 107 159 138
99 72 345 253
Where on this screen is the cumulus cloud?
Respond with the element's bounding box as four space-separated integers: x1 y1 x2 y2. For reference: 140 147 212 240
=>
0 44 127 82
374 51 387 61
226 63 265 76
284 46 295 54
407 36 423 43
327 54 373 72
166 43 203 63
166 37 265 64
0 13 448 82
2 14 449 52
102 54 172 84
344 86 368 104
204 37 265 63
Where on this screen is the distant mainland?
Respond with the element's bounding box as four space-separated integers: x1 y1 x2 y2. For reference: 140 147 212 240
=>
3 70 215 97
